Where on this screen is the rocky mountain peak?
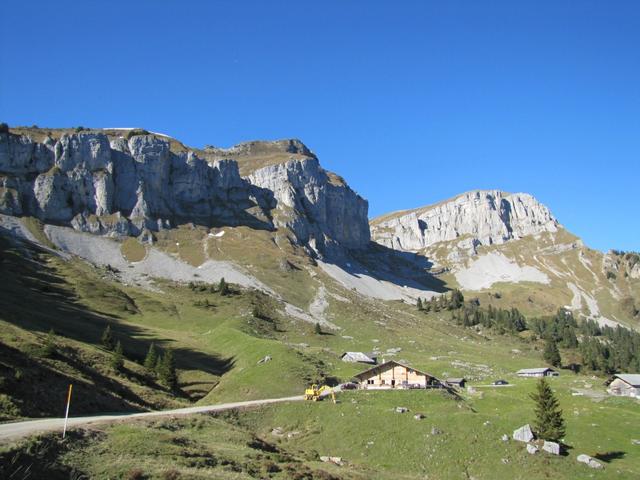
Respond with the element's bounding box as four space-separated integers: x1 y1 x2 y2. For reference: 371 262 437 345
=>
371 189 561 252
0 128 369 256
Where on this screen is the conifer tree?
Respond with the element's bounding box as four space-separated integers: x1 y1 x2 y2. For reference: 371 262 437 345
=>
111 340 124 371
158 350 178 390
543 338 562 367
144 343 157 372
314 322 322 335
101 325 115 351
218 277 229 296
416 298 423 311
530 377 566 442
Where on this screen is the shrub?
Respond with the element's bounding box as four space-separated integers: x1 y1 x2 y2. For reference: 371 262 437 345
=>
38 329 57 358
126 468 146 480
0 394 20 420
126 128 149 140
0 122 8 133
162 468 180 480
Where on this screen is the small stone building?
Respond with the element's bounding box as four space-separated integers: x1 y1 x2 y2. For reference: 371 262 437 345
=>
606 374 640 397
354 360 444 389
516 367 558 378
340 351 377 364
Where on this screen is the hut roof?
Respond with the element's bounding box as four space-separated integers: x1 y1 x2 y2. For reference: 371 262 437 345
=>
613 374 640 387
341 351 376 363
517 367 555 375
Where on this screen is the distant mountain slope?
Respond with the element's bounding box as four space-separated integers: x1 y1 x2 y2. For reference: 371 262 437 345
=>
371 191 639 330
371 190 560 252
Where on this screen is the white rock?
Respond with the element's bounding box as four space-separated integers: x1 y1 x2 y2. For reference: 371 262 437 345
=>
526 443 539 454
577 454 603 469
513 424 534 443
542 441 560 455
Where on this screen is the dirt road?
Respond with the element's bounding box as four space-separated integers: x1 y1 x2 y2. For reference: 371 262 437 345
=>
0 395 304 443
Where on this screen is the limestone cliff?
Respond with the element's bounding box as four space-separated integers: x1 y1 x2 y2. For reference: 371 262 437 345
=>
0 128 369 255
371 190 560 252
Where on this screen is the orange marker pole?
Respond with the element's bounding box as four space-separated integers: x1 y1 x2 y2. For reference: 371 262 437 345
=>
62 384 73 438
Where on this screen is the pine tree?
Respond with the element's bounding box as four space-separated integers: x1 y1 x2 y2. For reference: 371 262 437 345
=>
416 298 423 311
314 323 322 335
110 340 124 371
543 338 562 367
530 377 566 442
218 277 229 296
158 350 178 390
144 343 157 372
101 325 115 351
450 289 464 309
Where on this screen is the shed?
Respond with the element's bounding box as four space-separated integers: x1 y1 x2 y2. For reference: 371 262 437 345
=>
517 368 558 377
340 352 377 364
606 374 640 397
446 378 466 388
354 360 445 390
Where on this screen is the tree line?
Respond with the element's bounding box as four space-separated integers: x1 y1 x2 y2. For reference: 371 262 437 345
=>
416 291 640 374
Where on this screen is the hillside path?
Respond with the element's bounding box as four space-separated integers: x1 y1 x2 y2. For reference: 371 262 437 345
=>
0 394 304 443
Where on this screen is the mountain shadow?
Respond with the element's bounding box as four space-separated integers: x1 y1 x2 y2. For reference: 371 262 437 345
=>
330 241 448 294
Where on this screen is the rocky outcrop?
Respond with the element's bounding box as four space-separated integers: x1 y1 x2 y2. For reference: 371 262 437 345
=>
248 157 369 255
0 129 370 255
0 131 275 236
371 190 560 252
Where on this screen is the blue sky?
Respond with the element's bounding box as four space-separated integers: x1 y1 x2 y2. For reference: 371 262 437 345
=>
1 1 639 251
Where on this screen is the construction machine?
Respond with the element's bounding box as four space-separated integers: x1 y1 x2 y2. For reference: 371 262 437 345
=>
304 384 336 402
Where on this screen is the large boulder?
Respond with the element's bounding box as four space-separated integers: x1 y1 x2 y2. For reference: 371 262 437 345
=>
513 424 534 443
577 454 603 469
542 441 560 455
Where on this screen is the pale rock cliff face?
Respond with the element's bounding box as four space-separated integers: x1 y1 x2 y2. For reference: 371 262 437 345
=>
0 130 370 255
371 190 560 253
248 157 370 254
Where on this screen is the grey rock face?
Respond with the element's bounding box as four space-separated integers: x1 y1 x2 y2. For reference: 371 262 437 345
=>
371 190 560 252
1 131 277 236
248 157 370 255
0 130 369 255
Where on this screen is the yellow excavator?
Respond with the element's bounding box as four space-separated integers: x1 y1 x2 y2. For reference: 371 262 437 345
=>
304 384 336 402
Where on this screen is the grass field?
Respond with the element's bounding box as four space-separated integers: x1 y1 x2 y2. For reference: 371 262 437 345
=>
2 383 638 479
1 221 639 478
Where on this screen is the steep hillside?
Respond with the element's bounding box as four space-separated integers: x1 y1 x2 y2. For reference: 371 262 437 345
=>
371 191 640 330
